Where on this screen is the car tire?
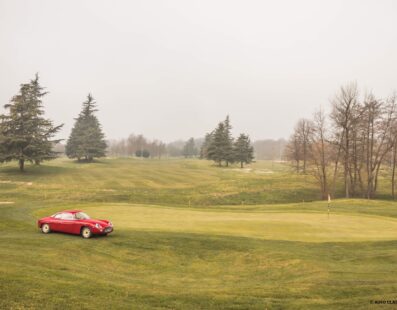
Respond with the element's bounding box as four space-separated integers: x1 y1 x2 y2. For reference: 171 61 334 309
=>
81 227 92 239
41 223 51 234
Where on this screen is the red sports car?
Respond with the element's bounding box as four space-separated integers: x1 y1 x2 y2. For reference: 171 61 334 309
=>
38 210 113 238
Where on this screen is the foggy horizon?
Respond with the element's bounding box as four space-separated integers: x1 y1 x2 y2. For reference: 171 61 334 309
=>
1 0 396 143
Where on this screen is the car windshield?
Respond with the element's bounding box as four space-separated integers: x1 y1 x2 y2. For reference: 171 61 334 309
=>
75 212 90 220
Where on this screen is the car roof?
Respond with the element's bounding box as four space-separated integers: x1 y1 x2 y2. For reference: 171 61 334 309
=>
60 210 83 214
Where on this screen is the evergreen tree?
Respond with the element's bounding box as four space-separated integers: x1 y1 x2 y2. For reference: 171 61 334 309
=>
183 138 197 158
207 122 227 166
0 74 63 171
65 94 106 162
203 116 252 167
205 116 235 166
223 115 234 166
200 132 213 159
233 133 254 168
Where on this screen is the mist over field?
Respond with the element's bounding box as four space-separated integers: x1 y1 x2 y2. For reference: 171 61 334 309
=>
1 0 397 143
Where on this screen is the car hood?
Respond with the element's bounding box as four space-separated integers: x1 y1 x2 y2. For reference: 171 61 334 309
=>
39 216 54 221
80 219 110 226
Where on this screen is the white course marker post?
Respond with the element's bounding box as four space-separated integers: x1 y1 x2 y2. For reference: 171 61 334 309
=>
327 194 331 219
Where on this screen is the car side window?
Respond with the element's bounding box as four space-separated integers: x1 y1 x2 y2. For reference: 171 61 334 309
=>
60 213 74 220
54 213 62 219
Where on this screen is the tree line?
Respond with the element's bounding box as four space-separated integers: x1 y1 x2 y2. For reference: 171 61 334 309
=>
108 136 201 158
200 116 254 168
110 117 254 166
285 82 397 199
108 135 166 159
0 75 258 171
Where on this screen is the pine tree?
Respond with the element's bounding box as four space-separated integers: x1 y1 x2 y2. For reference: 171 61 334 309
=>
207 122 227 166
223 115 234 166
65 94 106 162
233 133 254 168
0 74 63 171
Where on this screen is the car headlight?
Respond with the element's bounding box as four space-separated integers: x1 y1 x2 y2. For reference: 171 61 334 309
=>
95 223 102 229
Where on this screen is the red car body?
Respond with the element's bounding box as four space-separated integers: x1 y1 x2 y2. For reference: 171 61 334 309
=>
38 210 113 238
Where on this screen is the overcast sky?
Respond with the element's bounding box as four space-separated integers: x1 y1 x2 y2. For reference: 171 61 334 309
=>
0 0 396 142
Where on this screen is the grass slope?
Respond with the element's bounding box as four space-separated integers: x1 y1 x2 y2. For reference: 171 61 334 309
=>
1 158 397 309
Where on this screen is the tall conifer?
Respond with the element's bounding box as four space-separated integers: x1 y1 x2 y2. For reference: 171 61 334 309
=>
233 133 254 168
65 94 106 162
0 74 63 171
223 115 234 166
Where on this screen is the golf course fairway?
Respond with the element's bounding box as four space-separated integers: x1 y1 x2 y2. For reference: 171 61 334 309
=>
1 159 397 309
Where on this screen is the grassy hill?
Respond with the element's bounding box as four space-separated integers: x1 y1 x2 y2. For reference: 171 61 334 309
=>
1 158 397 309
0 158 322 206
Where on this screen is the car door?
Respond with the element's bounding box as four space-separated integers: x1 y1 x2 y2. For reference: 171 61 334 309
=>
58 213 76 233
50 213 63 231
70 214 82 234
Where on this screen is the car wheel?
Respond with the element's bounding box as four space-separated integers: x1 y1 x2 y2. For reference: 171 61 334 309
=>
41 223 51 234
81 227 92 239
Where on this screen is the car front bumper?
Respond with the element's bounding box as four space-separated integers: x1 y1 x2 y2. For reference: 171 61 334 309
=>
103 226 113 234
92 225 114 235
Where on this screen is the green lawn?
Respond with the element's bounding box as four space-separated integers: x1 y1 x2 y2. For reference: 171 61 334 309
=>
1 158 397 309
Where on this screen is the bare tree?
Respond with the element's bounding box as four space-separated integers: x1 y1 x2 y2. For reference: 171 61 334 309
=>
285 119 313 173
391 109 397 199
330 82 360 198
358 94 395 198
108 139 127 156
285 132 302 173
147 140 167 159
296 119 313 173
309 109 331 199
389 94 397 199
288 83 397 200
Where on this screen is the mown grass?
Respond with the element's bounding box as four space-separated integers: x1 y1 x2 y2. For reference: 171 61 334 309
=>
1 158 397 309
0 158 322 206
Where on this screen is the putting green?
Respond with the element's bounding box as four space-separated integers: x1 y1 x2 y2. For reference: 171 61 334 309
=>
86 204 397 242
